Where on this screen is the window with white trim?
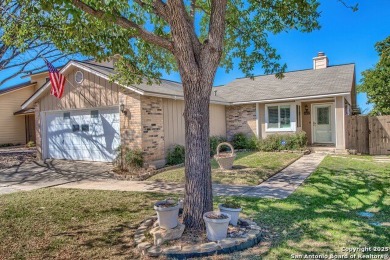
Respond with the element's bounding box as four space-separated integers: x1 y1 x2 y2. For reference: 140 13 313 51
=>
266 104 295 131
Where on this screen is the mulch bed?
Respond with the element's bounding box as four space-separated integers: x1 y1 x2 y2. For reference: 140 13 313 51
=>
0 149 36 169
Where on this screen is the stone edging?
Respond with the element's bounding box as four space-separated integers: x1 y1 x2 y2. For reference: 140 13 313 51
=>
134 216 262 258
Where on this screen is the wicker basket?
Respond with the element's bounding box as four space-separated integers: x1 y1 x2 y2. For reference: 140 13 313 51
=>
214 142 236 170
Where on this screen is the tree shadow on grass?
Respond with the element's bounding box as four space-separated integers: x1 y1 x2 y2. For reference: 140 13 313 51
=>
215 160 390 259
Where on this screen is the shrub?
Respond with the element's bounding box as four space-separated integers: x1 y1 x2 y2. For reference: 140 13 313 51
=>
209 136 227 156
258 131 308 151
231 133 249 149
26 141 35 148
166 144 185 165
115 146 144 171
125 148 144 169
0 143 14 148
231 133 258 150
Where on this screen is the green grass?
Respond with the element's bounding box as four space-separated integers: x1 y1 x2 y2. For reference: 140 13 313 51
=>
148 151 301 186
0 189 172 259
213 155 390 259
1 155 388 259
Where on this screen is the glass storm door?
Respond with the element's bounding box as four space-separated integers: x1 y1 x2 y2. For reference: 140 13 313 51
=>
313 104 333 143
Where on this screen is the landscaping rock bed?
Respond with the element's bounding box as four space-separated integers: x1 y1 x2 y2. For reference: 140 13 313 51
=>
134 215 263 258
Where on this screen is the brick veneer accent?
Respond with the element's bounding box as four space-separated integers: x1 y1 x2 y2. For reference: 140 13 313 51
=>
34 102 42 160
226 104 257 140
119 90 143 151
141 96 165 163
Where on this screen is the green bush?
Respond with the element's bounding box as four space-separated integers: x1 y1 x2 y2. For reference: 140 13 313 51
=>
257 131 307 151
231 133 258 150
125 149 144 169
0 143 14 148
115 146 144 170
166 144 185 165
232 133 249 149
209 136 227 156
26 141 35 148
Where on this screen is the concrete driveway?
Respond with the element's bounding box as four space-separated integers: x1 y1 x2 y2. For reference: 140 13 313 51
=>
0 151 115 195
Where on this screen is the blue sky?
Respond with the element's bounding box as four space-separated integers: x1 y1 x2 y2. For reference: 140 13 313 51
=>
1 0 389 113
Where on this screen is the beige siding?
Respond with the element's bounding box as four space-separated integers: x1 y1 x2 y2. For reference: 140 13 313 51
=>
0 86 35 145
39 68 119 112
335 96 346 150
163 99 226 151
31 73 49 91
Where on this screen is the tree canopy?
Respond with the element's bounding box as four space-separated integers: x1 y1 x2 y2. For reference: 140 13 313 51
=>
359 36 390 115
2 0 322 84
0 2 78 85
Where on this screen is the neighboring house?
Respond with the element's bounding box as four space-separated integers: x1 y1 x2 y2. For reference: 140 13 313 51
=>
19 52 356 167
0 81 37 145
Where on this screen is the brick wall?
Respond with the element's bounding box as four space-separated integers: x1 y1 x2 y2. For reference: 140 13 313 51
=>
226 104 257 140
141 96 165 163
119 90 142 151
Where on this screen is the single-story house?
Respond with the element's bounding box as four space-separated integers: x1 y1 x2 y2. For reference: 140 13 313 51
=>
0 81 38 145
19 52 356 167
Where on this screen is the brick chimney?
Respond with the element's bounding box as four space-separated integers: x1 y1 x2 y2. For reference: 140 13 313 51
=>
313 52 329 70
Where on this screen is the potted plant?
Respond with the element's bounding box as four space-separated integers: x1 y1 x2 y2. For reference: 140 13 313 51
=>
218 199 242 226
154 199 180 229
203 211 231 241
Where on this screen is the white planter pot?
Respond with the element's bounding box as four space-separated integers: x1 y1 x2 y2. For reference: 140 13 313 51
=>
218 204 242 226
154 201 180 229
203 211 231 241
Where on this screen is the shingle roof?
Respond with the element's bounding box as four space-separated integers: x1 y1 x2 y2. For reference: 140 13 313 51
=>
78 61 228 104
0 81 36 96
213 64 355 103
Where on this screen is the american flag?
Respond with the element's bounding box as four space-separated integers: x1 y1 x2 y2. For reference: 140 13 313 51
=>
44 58 65 99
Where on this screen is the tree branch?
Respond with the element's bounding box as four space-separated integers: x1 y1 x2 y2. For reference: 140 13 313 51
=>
71 0 174 52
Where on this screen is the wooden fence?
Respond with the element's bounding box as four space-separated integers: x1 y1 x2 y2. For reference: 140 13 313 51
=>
346 115 390 155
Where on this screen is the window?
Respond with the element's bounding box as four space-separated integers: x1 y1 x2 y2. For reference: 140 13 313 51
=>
280 106 291 128
268 106 279 128
296 105 301 127
72 124 80 132
75 71 84 84
266 104 295 131
63 112 70 120
81 124 89 132
91 110 99 118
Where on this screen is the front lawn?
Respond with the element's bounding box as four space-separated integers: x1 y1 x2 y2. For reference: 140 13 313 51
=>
0 189 172 259
0 155 388 259
148 151 301 186
215 155 390 259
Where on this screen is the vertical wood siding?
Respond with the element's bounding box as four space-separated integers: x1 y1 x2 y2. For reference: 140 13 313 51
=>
39 68 119 111
163 99 226 151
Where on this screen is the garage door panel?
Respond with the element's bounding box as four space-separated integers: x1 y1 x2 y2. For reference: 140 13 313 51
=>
45 108 120 162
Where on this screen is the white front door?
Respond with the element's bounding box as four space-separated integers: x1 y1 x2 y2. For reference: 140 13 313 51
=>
313 104 334 143
44 107 120 162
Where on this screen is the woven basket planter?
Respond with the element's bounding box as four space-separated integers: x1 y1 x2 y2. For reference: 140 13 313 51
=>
214 142 236 170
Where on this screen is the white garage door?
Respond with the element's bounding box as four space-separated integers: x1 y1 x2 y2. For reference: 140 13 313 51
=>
44 107 120 162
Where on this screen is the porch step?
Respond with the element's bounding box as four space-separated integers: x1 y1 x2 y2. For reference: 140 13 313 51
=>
309 146 336 154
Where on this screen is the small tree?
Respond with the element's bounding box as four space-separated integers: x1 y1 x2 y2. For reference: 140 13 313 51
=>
359 36 390 115
2 0 356 230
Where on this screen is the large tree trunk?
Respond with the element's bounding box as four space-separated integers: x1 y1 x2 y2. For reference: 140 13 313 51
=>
181 74 214 230
166 0 228 230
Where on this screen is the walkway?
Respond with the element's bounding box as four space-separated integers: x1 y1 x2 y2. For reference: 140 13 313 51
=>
55 153 325 199
1 153 325 198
